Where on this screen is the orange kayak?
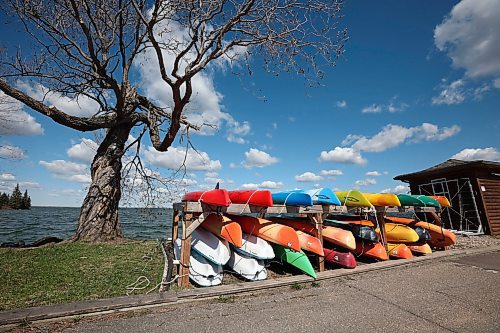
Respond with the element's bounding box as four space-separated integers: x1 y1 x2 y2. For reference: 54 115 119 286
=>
201 214 243 248
227 214 301 252
430 196 451 207
270 217 356 251
387 243 413 259
354 241 389 261
408 243 432 255
385 216 457 247
296 231 324 256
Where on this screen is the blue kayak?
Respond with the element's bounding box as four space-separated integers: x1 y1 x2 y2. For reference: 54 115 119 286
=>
272 191 313 206
303 188 341 206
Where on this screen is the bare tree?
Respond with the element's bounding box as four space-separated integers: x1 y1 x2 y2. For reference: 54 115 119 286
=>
0 0 347 242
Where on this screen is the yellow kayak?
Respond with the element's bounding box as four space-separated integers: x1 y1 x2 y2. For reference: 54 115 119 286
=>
408 243 432 255
430 196 451 207
363 193 401 207
387 243 413 259
345 220 420 243
335 190 372 207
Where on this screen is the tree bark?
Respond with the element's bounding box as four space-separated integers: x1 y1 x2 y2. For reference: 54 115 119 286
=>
73 123 133 242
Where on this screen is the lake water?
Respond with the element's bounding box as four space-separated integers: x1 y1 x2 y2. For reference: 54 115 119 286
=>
0 207 174 244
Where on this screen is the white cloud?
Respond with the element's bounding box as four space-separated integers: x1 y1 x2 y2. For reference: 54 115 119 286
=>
354 178 377 189
365 171 382 177
0 92 43 136
242 148 279 169
434 0 500 79
16 81 99 117
362 104 382 113
0 145 26 160
381 184 409 194
494 78 500 89
226 119 251 144
432 79 466 105
319 169 343 177
39 160 91 183
295 172 323 182
319 147 367 165
349 123 460 153
205 171 219 178
241 180 283 189
204 177 223 184
0 173 15 181
229 162 237 169
144 146 221 171
67 138 98 163
18 181 41 189
336 100 347 108
452 147 500 161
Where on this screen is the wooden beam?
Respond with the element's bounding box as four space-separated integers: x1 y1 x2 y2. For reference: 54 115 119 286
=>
179 218 192 288
172 209 180 241
375 206 388 250
173 202 347 214
309 213 324 272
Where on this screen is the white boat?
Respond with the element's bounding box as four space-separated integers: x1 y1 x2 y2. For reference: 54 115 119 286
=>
174 239 223 287
234 232 275 260
227 250 267 281
191 227 231 265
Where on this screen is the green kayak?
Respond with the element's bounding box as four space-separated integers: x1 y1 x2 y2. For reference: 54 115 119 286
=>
272 244 317 278
335 190 372 207
397 194 441 208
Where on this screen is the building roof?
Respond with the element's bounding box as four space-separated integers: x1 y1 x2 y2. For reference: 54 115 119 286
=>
394 159 500 181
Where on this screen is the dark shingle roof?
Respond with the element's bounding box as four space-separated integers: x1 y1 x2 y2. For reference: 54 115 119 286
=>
394 159 500 181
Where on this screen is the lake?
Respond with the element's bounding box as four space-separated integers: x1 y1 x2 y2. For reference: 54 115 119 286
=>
0 207 174 244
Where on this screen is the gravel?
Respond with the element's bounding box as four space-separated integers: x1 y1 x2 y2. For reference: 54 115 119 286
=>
450 234 500 250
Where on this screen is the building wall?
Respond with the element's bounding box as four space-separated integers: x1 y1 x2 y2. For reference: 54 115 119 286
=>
477 178 500 235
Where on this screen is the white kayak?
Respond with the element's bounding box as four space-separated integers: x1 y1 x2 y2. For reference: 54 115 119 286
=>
234 232 275 260
227 250 267 281
191 227 231 265
174 239 223 287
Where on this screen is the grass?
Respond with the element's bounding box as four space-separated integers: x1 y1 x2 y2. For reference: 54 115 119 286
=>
0 240 164 311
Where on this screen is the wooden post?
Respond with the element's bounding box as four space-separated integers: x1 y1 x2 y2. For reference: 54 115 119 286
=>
172 209 180 241
375 206 388 250
179 214 192 288
309 213 324 272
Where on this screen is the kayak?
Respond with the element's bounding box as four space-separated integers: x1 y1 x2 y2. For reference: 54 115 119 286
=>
234 232 275 260
272 244 317 278
354 241 389 261
408 243 432 255
182 189 231 207
191 227 231 265
413 226 431 242
201 214 243 247
174 239 223 287
228 190 273 207
430 196 451 207
362 193 401 207
335 190 372 207
324 219 379 243
272 191 313 206
323 248 357 269
296 231 324 256
385 216 456 247
303 188 341 206
227 214 301 252
227 250 267 281
397 194 441 208
386 243 413 259
270 217 356 251
343 219 420 244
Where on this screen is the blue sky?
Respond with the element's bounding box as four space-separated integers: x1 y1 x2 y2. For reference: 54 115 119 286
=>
1 0 499 207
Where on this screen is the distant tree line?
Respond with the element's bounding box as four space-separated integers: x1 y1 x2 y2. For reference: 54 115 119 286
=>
0 184 31 210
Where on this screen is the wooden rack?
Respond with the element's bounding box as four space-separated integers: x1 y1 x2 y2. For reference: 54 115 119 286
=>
170 202 347 288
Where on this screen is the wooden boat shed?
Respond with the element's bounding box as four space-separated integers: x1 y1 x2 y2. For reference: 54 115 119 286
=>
394 159 500 236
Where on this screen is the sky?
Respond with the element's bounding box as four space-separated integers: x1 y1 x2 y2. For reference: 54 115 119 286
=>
1 0 499 207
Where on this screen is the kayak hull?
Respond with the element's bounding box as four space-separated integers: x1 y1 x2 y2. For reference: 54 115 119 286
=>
385 216 457 247
272 192 313 206
303 188 341 206
227 250 267 281
228 190 273 207
387 243 413 259
323 248 357 268
335 190 372 207
201 214 243 248
354 241 389 261
191 227 231 265
272 244 317 278
234 233 275 260
363 193 401 207
296 231 324 256
182 189 231 207
408 243 433 255
227 214 301 252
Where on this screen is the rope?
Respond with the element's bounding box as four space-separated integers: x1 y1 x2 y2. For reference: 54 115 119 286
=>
238 190 259 215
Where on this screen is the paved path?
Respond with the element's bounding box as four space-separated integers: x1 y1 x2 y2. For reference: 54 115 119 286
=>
13 251 500 333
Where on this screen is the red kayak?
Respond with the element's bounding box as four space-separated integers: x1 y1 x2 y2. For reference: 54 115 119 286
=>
323 248 357 268
182 189 231 207
228 190 273 207
354 241 389 261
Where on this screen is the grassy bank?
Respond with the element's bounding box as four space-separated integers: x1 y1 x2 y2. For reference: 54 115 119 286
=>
0 241 164 311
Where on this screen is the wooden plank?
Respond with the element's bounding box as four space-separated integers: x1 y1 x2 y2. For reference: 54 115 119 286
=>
171 210 179 241
179 218 192 288
308 214 324 272
173 202 347 214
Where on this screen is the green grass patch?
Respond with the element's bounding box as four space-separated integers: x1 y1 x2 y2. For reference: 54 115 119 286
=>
0 240 164 310
290 282 304 290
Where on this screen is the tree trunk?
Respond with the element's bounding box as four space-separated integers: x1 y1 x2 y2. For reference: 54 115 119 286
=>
73 123 133 242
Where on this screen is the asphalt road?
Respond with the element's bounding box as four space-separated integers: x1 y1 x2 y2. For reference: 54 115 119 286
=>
21 251 500 333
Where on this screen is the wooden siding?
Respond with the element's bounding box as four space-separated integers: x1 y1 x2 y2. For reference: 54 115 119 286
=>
477 178 500 236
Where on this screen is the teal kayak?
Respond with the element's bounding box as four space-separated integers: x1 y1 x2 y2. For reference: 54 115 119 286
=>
272 244 317 278
397 194 441 208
